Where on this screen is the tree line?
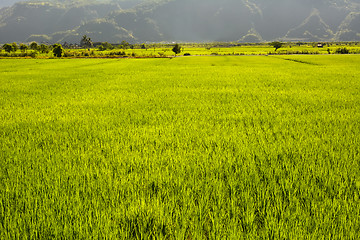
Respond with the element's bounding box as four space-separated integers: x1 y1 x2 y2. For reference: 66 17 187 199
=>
1 37 357 58
2 42 50 54
0 35 183 58
0 37 281 58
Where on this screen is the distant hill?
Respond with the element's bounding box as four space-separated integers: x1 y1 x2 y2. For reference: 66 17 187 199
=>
1 0 360 44
284 9 335 42
0 0 22 8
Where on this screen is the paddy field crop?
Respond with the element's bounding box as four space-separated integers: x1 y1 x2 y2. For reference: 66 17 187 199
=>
1 55 360 239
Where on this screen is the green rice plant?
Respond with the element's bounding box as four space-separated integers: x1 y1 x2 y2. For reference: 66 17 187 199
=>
0 55 359 239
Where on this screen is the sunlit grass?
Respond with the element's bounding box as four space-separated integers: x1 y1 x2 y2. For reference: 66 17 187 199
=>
1 55 360 239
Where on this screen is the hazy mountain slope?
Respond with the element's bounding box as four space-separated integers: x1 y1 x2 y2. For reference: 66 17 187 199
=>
108 0 256 42
0 0 149 43
285 9 334 41
335 12 360 41
60 19 135 43
0 1 126 43
0 0 24 8
108 0 360 42
0 2 67 43
1 0 360 43
154 0 256 42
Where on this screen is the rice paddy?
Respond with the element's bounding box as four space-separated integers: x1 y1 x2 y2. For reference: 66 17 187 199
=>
1 55 360 239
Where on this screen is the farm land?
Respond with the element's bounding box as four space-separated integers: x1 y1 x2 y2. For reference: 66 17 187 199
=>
1 54 360 238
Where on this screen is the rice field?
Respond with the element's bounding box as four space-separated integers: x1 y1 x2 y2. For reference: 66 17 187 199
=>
1 55 360 239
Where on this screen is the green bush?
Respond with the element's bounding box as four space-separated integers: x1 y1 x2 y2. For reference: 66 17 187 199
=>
335 47 350 54
63 51 75 57
52 44 63 57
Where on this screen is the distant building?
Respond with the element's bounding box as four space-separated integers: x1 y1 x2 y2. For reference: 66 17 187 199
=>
317 43 324 48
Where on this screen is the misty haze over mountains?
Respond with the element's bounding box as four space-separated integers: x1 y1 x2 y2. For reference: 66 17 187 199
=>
1 0 360 44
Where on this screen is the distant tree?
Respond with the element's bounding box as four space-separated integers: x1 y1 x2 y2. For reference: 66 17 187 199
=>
30 42 38 51
39 44 49 53
335 47 349 54
98 45 105 51
3 43 13 53
141 43 146 49
172 43 181 55
270 41 283 51
52 44 63 57
12 42 18 52
102 42 114 50
120 40 130 49
80 35 93 48
19 44 28 52
63 42 70 48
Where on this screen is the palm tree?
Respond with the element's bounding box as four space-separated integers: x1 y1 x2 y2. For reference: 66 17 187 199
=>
80 35 93 48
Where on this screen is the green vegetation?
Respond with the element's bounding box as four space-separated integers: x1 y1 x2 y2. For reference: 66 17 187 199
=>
1 42 360 58
2 43 14 53
270 41 283 51
30 42 39 51
172 43 181 56
19 43 28 52
52 44 64 57
80 35 93 49
1 55 360 238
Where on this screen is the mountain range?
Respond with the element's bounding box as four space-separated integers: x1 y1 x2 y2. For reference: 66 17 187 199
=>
1 0 360 44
